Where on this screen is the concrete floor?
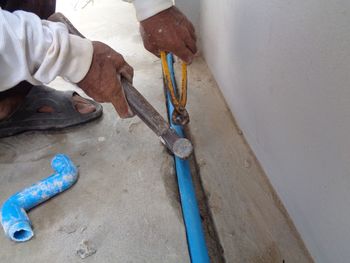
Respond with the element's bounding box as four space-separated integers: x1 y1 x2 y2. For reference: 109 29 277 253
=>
0 1 189 262
0 0 313 262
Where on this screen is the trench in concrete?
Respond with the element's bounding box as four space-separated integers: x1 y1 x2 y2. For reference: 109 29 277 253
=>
161 70 226 262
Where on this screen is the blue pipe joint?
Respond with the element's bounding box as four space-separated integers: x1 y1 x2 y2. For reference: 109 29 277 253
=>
1 154 78 242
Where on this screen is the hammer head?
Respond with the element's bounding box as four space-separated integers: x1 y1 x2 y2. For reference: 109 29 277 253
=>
160 128 193 159
173 138 193 159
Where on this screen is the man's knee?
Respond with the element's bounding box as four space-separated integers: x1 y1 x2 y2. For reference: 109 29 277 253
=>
0 0 56 19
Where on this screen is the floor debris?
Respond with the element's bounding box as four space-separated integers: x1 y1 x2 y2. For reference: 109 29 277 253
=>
58 223 78 234
76 239 97 259
80 226 87 233
198 158 207 168
244 159 251 169
128 121 141 133
97 137 106 142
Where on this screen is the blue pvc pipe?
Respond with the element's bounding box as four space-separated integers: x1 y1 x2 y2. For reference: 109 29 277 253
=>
166 54 210 263
1 154 78 242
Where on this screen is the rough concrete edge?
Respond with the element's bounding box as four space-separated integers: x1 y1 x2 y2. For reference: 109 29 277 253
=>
199 67 315 263
184 127 226 263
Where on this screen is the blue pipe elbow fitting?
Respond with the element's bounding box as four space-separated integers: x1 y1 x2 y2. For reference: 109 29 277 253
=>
1 154 78 242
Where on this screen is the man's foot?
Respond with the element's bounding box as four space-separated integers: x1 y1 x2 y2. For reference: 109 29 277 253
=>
0 88 96 121
0 85 103 138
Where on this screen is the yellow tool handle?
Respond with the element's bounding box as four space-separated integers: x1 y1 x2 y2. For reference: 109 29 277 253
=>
160 51 187 112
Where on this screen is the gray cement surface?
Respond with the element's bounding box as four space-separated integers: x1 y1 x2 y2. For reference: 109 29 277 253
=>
0 1 189 262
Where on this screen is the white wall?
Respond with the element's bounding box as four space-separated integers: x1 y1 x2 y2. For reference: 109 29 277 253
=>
174 0 200 35
194 1 350 262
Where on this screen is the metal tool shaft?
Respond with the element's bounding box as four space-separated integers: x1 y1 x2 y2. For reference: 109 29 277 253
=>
48 13 193 159
121 79 192 158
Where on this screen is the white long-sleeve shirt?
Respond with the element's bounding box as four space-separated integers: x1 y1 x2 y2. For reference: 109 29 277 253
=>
0 0 173 92
0 8 93 91
125 0 172 21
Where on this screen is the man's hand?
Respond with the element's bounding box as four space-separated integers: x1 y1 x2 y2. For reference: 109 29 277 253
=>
140 6 197 64
78 41 134 119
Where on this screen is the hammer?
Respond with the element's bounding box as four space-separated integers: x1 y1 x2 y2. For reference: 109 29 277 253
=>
48 13 193 159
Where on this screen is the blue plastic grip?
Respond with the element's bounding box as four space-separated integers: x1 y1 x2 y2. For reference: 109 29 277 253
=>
1 154 78 242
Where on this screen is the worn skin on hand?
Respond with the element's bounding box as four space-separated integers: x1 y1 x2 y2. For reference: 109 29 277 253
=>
78 41 135 119
140 6 197 64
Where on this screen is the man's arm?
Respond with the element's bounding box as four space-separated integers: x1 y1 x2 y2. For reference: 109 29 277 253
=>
0 8 133 118
0 8 93 91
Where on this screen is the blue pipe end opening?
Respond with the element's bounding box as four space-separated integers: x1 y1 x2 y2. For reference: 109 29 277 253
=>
8 219 33 242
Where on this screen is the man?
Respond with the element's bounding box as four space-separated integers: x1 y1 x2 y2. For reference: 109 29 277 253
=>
0 0 197 137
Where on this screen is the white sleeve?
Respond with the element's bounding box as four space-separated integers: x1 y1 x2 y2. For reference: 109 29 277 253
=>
123 0 173 21
0 8 93 91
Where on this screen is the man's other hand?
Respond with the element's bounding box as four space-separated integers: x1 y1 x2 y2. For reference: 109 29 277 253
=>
140 6 197 64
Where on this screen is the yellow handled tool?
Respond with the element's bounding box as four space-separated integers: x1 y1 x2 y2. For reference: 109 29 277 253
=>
160 51 189 125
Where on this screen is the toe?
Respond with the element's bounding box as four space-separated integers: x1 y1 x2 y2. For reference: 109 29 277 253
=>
72 94 96 114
